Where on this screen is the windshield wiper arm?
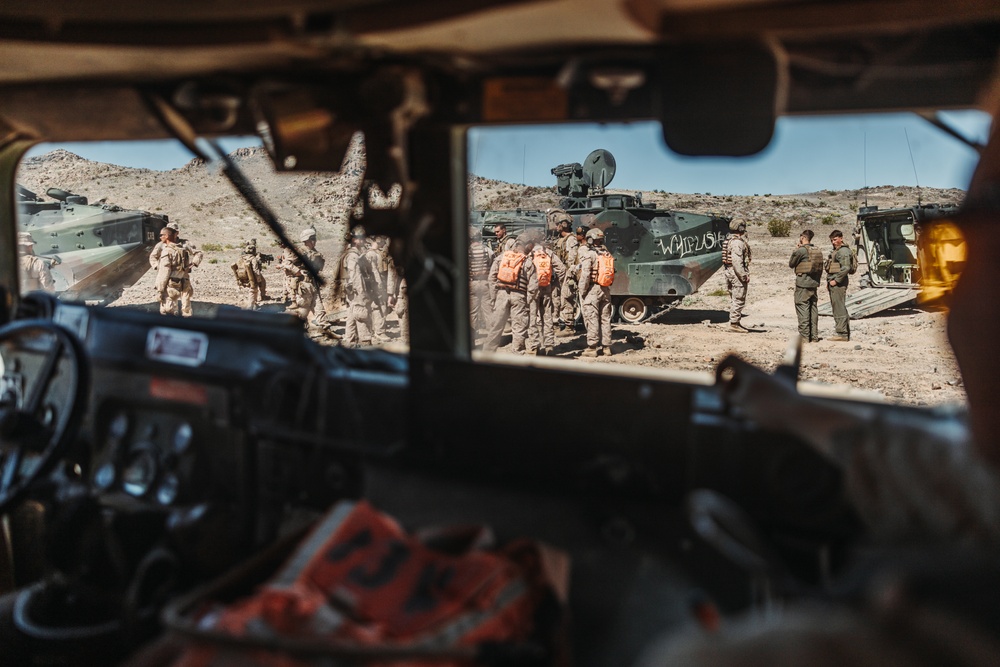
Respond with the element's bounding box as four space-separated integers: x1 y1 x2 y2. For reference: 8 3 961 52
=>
144 92 324 287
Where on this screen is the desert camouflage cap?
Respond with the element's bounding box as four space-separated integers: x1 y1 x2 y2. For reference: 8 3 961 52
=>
17 232 34 246
300 227 317 242
165 221 180 232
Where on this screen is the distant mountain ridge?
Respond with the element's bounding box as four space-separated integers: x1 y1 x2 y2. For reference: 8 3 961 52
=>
18 143 964 249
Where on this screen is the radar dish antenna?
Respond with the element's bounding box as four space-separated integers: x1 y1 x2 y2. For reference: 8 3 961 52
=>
584 149 616 195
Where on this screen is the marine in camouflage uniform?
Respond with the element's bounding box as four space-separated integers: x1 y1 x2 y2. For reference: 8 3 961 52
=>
526 238 566 355
578 228 613 356
549 212 579 332
231 238 269 310
468 226 494 333
789 229 824 342
484 236 537 353
149 222 202 317
826 229 852 341
493 223 517 255
364 237 389 342
281 227 325 323
722 218 751 333
340 227 377 347
17 232 55 293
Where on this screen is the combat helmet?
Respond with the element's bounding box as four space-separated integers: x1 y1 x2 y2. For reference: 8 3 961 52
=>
17 232 34 247
729 218 747 233
586 228 605 244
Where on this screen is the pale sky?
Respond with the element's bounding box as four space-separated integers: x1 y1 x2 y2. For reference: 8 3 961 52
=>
26 110 991 196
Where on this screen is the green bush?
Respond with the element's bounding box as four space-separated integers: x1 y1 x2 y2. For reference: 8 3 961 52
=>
707 288 728 297
821 215 837 225
767 218 792 237
202 242 224 251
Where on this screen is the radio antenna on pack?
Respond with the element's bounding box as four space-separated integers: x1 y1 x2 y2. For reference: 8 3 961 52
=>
905 127 922 205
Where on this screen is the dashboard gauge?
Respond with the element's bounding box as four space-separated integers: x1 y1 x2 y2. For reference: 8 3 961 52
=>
94 462 116 490
41 403 56 427
172 422 193 453
108 412 129 440
122 448 158 497
156 474 180 506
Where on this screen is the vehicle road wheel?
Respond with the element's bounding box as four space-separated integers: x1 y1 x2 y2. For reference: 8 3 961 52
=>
617 297 649 324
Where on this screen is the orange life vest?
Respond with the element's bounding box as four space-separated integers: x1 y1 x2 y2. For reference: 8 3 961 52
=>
595 252 615 287
496 250 526 287
533 250 553 287
168 501 570 667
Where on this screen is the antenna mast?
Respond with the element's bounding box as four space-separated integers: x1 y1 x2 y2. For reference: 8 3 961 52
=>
518 144 526 208
905 128 922 205
863 131 868 207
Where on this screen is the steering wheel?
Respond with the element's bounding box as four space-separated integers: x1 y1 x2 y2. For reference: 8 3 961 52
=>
0 319 89 516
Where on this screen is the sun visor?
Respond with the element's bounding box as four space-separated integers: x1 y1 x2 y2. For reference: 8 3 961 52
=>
659 41 778 157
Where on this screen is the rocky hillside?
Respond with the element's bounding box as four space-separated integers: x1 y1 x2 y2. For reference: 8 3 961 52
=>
469 175 965 230
20 144 964 248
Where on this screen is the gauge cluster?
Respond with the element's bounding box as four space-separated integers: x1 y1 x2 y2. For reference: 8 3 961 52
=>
91 405 224 508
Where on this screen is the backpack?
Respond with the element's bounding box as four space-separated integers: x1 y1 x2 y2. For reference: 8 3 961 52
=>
233 257 250 285
848 245 859 275
533 250 552 287
496 251 526 286
596 252 615 287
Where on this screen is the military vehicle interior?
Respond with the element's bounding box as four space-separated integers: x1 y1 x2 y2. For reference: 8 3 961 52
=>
0 0 997 665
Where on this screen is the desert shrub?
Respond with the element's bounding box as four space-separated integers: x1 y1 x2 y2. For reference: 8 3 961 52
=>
767 218 792 237
202 242 224 251
208 258 219 264
821 215 837 225
707 288 728 297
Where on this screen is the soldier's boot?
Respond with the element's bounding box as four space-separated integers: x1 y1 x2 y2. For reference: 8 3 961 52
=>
581 347 598 358
555 327 575 337
729 323 749 333
602 346 613 356
828 335 850 341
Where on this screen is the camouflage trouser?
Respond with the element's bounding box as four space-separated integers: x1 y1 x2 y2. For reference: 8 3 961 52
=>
243 275 267 310
290 280 317 321
469 279 493 332
828 283 850 337
161 277 193 317
370 300 387 339
582 284 612 347
559 277 578 324
794 286 819 340
344 297 373 347
484 288 528 352
725 267 747 325
528 286 557 351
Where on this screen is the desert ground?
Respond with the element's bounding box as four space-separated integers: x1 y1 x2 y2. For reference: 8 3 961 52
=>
17 143 967 408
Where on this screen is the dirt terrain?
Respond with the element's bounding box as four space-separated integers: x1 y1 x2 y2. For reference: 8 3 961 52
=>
17 144 967 408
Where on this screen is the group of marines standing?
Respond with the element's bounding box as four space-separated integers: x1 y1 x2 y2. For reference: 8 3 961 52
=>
471 208 616 357
722 218 855 342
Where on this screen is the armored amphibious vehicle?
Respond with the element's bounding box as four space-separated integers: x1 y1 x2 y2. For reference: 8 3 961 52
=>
475 149 730 323
17 184 168 304
819 202 961 319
